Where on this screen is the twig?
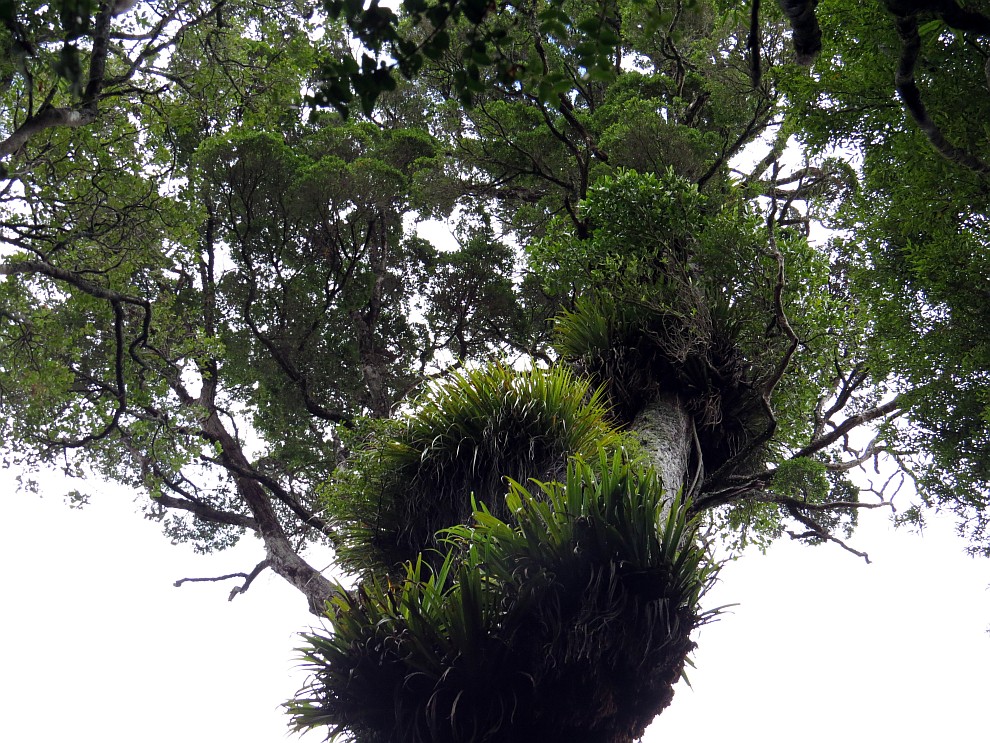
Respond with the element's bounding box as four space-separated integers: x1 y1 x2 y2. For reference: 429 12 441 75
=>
174 559 271 601
784 503 872 563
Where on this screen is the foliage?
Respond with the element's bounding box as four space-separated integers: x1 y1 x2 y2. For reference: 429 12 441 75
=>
315 0 635 115
0 3 530 575
418 226 535 361
292 453 717 743
324 363 630 574
2 0 990 739
423 1 783 244
544 168 861 539
781 0 990 553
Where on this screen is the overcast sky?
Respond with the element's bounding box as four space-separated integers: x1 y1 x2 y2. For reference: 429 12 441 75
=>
2 468 988 742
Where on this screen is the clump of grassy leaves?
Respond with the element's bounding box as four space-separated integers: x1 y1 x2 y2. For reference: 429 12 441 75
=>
291 452 719 743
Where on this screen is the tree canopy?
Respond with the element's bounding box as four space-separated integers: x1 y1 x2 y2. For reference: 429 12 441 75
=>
1 0 990 741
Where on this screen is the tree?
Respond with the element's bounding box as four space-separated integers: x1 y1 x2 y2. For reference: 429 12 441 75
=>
0 0 524 614
779 0 990 552
1 1 989 741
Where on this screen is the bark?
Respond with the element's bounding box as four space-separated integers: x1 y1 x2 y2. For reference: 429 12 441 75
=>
776 0 822 64
0 3 113 159
631 394 692 500
200 412 343 615
0 107 99 158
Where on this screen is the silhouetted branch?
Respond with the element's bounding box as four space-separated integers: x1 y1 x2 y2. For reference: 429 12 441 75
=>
785 502 872 563
174 559 271 601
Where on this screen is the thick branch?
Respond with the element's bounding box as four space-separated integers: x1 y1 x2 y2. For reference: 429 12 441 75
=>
201 412 343 615
197 450 335 538
0 2 114 158
0 107 99 159
0 259 151 311
893 15 990 174
776 0 822 64
700 180 799 494
748 0 763 86
153 492 259 531
793 398 904 460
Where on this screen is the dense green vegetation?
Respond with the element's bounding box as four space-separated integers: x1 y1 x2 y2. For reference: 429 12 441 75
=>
1 1 989 740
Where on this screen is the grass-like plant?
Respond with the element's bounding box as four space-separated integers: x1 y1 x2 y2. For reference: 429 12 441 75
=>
554 293 766 474
324 363 627 574
290 452 718 743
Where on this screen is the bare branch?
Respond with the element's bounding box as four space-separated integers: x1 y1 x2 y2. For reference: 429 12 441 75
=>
784 503 872 563
862 467 908 503
174 559 271 601
0 259 151 312
1 259 156 448
786 527 872 562
768 493 894 514
794 397 904 460
229 204 353 428
819 363 869 431
0 1 229 161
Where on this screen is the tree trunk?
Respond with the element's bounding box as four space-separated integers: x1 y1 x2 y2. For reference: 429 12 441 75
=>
631 394 693 499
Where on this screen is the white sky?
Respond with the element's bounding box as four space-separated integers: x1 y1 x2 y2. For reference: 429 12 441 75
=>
2 468 988 742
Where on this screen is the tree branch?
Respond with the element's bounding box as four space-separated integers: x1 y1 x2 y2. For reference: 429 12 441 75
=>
893 14 990 174
0 106 99 159
1 259 153 447
776 0 822 64
793 397 904 460
200 412 344 615
785 503 872 563
768 493 894 514
748 0 763 86
0 2 114 159
174 559 271 601
152 492 258 532
197 450 335 539
763 173 801 399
